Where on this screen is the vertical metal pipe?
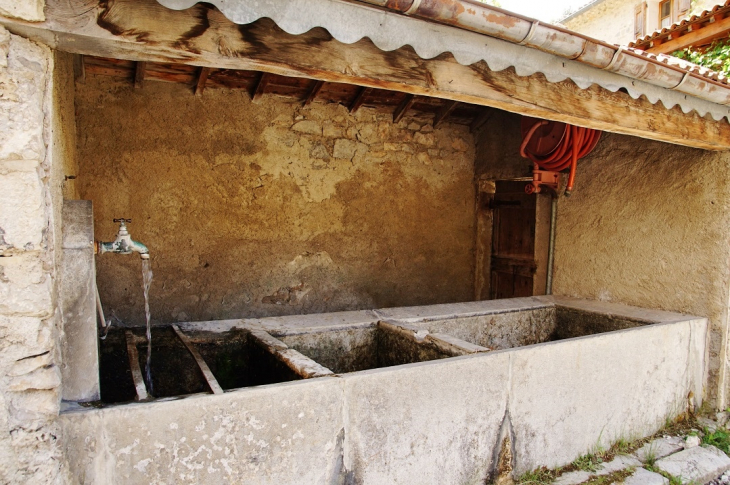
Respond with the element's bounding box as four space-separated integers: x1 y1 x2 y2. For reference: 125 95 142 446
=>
546 196 557 295
95 285 106 329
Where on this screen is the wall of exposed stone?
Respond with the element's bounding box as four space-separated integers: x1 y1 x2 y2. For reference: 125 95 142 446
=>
75 78 476 326
0 26 69 484
0 0 44 22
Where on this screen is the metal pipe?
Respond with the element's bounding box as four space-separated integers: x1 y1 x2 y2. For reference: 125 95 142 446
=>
353 0 730 105
95 284 106 330
546 196 557 295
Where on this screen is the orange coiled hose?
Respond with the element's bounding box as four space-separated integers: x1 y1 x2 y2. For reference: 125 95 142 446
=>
520 121 601 196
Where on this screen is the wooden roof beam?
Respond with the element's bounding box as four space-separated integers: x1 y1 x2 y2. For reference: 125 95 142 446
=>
134 61 146 89
470 107 495 133
433 100 459 128
195 67 210 96
7 0 729 150
393 94 416 123
252 72 271 102
73 54 84 84
303 80 325 105
349 87 371 114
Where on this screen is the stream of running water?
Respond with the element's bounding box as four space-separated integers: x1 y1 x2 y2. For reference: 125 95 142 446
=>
141 258 154 395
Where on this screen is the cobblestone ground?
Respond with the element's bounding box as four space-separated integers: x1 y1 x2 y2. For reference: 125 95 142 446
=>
519 412 730 485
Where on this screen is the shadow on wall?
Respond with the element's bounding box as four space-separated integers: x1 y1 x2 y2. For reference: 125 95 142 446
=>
79 78 477 325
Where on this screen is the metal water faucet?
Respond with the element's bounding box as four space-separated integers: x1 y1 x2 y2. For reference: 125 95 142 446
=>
95 218 149 259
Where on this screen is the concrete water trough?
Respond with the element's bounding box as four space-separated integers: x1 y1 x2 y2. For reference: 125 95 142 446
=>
61 296 708 484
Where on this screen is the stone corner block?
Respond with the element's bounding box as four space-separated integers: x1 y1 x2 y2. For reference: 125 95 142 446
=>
553 470 592 485
595 454 641 475
0 167 45 252
624 467 669 485
0 0 45 22
655 445 730 484
634 437 685 463
61 200 94 249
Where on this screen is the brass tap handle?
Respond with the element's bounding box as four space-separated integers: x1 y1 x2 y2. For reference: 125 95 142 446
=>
113 218 132 223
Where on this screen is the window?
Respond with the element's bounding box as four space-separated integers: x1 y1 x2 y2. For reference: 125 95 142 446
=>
634 3 646 38
660 0 672 28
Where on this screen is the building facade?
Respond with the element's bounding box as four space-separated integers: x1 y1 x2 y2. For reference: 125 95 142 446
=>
563 0 720 45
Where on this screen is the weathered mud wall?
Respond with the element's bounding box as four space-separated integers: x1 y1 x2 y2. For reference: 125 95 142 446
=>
474 111 531 181
76 78 476 326
0 29 72 483
552 132 730 407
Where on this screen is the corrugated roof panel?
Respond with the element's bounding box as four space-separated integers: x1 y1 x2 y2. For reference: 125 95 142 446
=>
156 0 730 121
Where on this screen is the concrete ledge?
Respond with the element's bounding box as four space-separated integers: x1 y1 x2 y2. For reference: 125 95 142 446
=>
374 296 553 323
549 296 694 323
61 298 708 484
61 378 345 484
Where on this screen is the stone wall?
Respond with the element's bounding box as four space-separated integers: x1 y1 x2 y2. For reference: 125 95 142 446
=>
0 26 68 484
0 0 44 22
76 78 476 326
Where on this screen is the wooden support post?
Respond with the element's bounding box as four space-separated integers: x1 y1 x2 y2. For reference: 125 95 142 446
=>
252 72 271 102
433 100 459 128
73 54 85 84
393 94 416 123
195 66 210 96
304 79 325 105
171 325 224 394
134 61 146 89
349 86 371 114
125 331 148 401
470 107 495 133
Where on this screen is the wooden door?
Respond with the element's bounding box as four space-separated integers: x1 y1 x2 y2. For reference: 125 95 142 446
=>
489 180 538 299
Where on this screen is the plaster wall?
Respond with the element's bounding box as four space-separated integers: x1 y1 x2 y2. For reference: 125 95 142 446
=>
552 132 730 407
563 0 721 46
75 78 476 326
563 0 639 45
0 27 71 483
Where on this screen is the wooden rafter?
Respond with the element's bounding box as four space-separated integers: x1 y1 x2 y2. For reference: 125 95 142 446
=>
349 87 371 114
304 80 325 105
73 54 85 84
5 0 730 150
252 72 271 102
433 100 459 128
171 325 223 395
195 67 210 96
393 94 416 123
125 331 148 401
470 108 495 133
134 61 146 89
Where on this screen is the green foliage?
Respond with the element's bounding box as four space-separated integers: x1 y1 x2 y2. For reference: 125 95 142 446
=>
703 427 730 453
572 452 604 472
673 39 730 76
518 467 555 485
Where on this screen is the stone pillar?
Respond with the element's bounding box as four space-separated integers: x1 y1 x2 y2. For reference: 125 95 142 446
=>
60 200 99 402
0 25 66 483
0 0 45 22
